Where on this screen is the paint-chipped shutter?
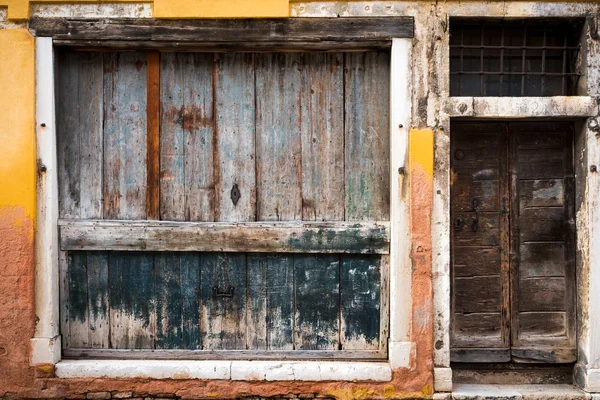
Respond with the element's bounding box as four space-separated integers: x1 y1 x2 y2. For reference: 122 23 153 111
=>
56 50 391 357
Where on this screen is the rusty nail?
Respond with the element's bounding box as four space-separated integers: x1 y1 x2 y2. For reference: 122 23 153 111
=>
591 165 597 173
39 164 47 173
398 124 404 128
40 123 46 127
398 167 405 175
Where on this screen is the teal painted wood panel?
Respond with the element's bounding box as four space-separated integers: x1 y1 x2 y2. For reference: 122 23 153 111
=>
155 253 183 349
200 252 247 349
67 251 89 348
103 52 148 220
180 253 202 349
67 251 380 351
87 252 109 348
294 254 340 350
109 252 155 349
340 255 381 350
266 254 295 350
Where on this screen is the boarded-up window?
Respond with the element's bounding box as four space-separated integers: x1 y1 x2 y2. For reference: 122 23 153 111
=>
57 50 391 358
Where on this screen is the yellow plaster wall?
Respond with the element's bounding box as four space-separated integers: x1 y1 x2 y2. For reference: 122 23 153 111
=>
0 28 35 220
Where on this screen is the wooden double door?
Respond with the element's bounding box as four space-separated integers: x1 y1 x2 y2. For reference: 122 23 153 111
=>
450 121 576 364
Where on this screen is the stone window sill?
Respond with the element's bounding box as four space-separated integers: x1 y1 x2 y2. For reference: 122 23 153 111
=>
55 360 392 382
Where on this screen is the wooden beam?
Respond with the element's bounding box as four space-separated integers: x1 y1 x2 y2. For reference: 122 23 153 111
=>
62 348 386 360
146 51 160 220
59 219 390 254
29 17 414 48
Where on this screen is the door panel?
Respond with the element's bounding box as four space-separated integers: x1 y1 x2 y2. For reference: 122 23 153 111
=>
450 121 575 364
510 122 576 362
450 123 510 357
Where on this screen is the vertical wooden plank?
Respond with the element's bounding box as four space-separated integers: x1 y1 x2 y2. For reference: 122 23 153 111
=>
294 254 340 350
340 255 381 350
301 53 345 221
56 50 104 219
59 250 70 349
87 252 109 348
267 254 295 350
103 52 148 220
68 251 89 348
155 253 182 349
159 52 185 220
180 253 201 349
215 53 256 222
109 252 155 349
344 51 391 221
147 51 160 220
255 53 303 221
200 253 247 349
183 53 216 222
247 254 267 350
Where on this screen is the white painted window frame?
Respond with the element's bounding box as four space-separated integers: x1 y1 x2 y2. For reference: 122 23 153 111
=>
432 5 600 393
32 36 414 381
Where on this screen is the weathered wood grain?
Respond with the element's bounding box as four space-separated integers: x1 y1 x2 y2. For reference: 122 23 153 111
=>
294 254 340 350
247 254 268 350
68 251 89 348
87 252 110 348
200 253 247 350
56 50 104 219
301 53 345 221
59 220 390 254
103 52 148 220
108 252 155 349
266 254 294 350
160 53 215 222
30 17 415 43
340 255 380 350
255 53 303 221
215 53 256 222
180 253 202 349
146 51 161 220
155 253 183 349
344 52 390 221
63 348 386 360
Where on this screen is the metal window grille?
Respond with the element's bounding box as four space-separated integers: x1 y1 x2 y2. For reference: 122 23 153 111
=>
450 19 584 97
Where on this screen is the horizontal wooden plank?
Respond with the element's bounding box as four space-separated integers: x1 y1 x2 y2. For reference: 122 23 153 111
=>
450 348 511 363
62 348 386 360
511 347 576 363
59 219 390 254
30 17 414 45
52 40 394 52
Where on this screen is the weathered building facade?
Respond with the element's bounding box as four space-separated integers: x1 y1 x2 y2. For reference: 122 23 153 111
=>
2 1 600 399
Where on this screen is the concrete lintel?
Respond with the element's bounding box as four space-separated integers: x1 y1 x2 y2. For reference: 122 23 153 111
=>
446 97 598 119
56 360 392 382
30 335 61 365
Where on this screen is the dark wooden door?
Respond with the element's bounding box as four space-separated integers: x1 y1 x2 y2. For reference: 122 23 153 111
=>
450 121 576 364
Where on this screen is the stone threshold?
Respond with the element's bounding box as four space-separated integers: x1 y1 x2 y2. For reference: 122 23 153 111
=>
433 384 591 400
